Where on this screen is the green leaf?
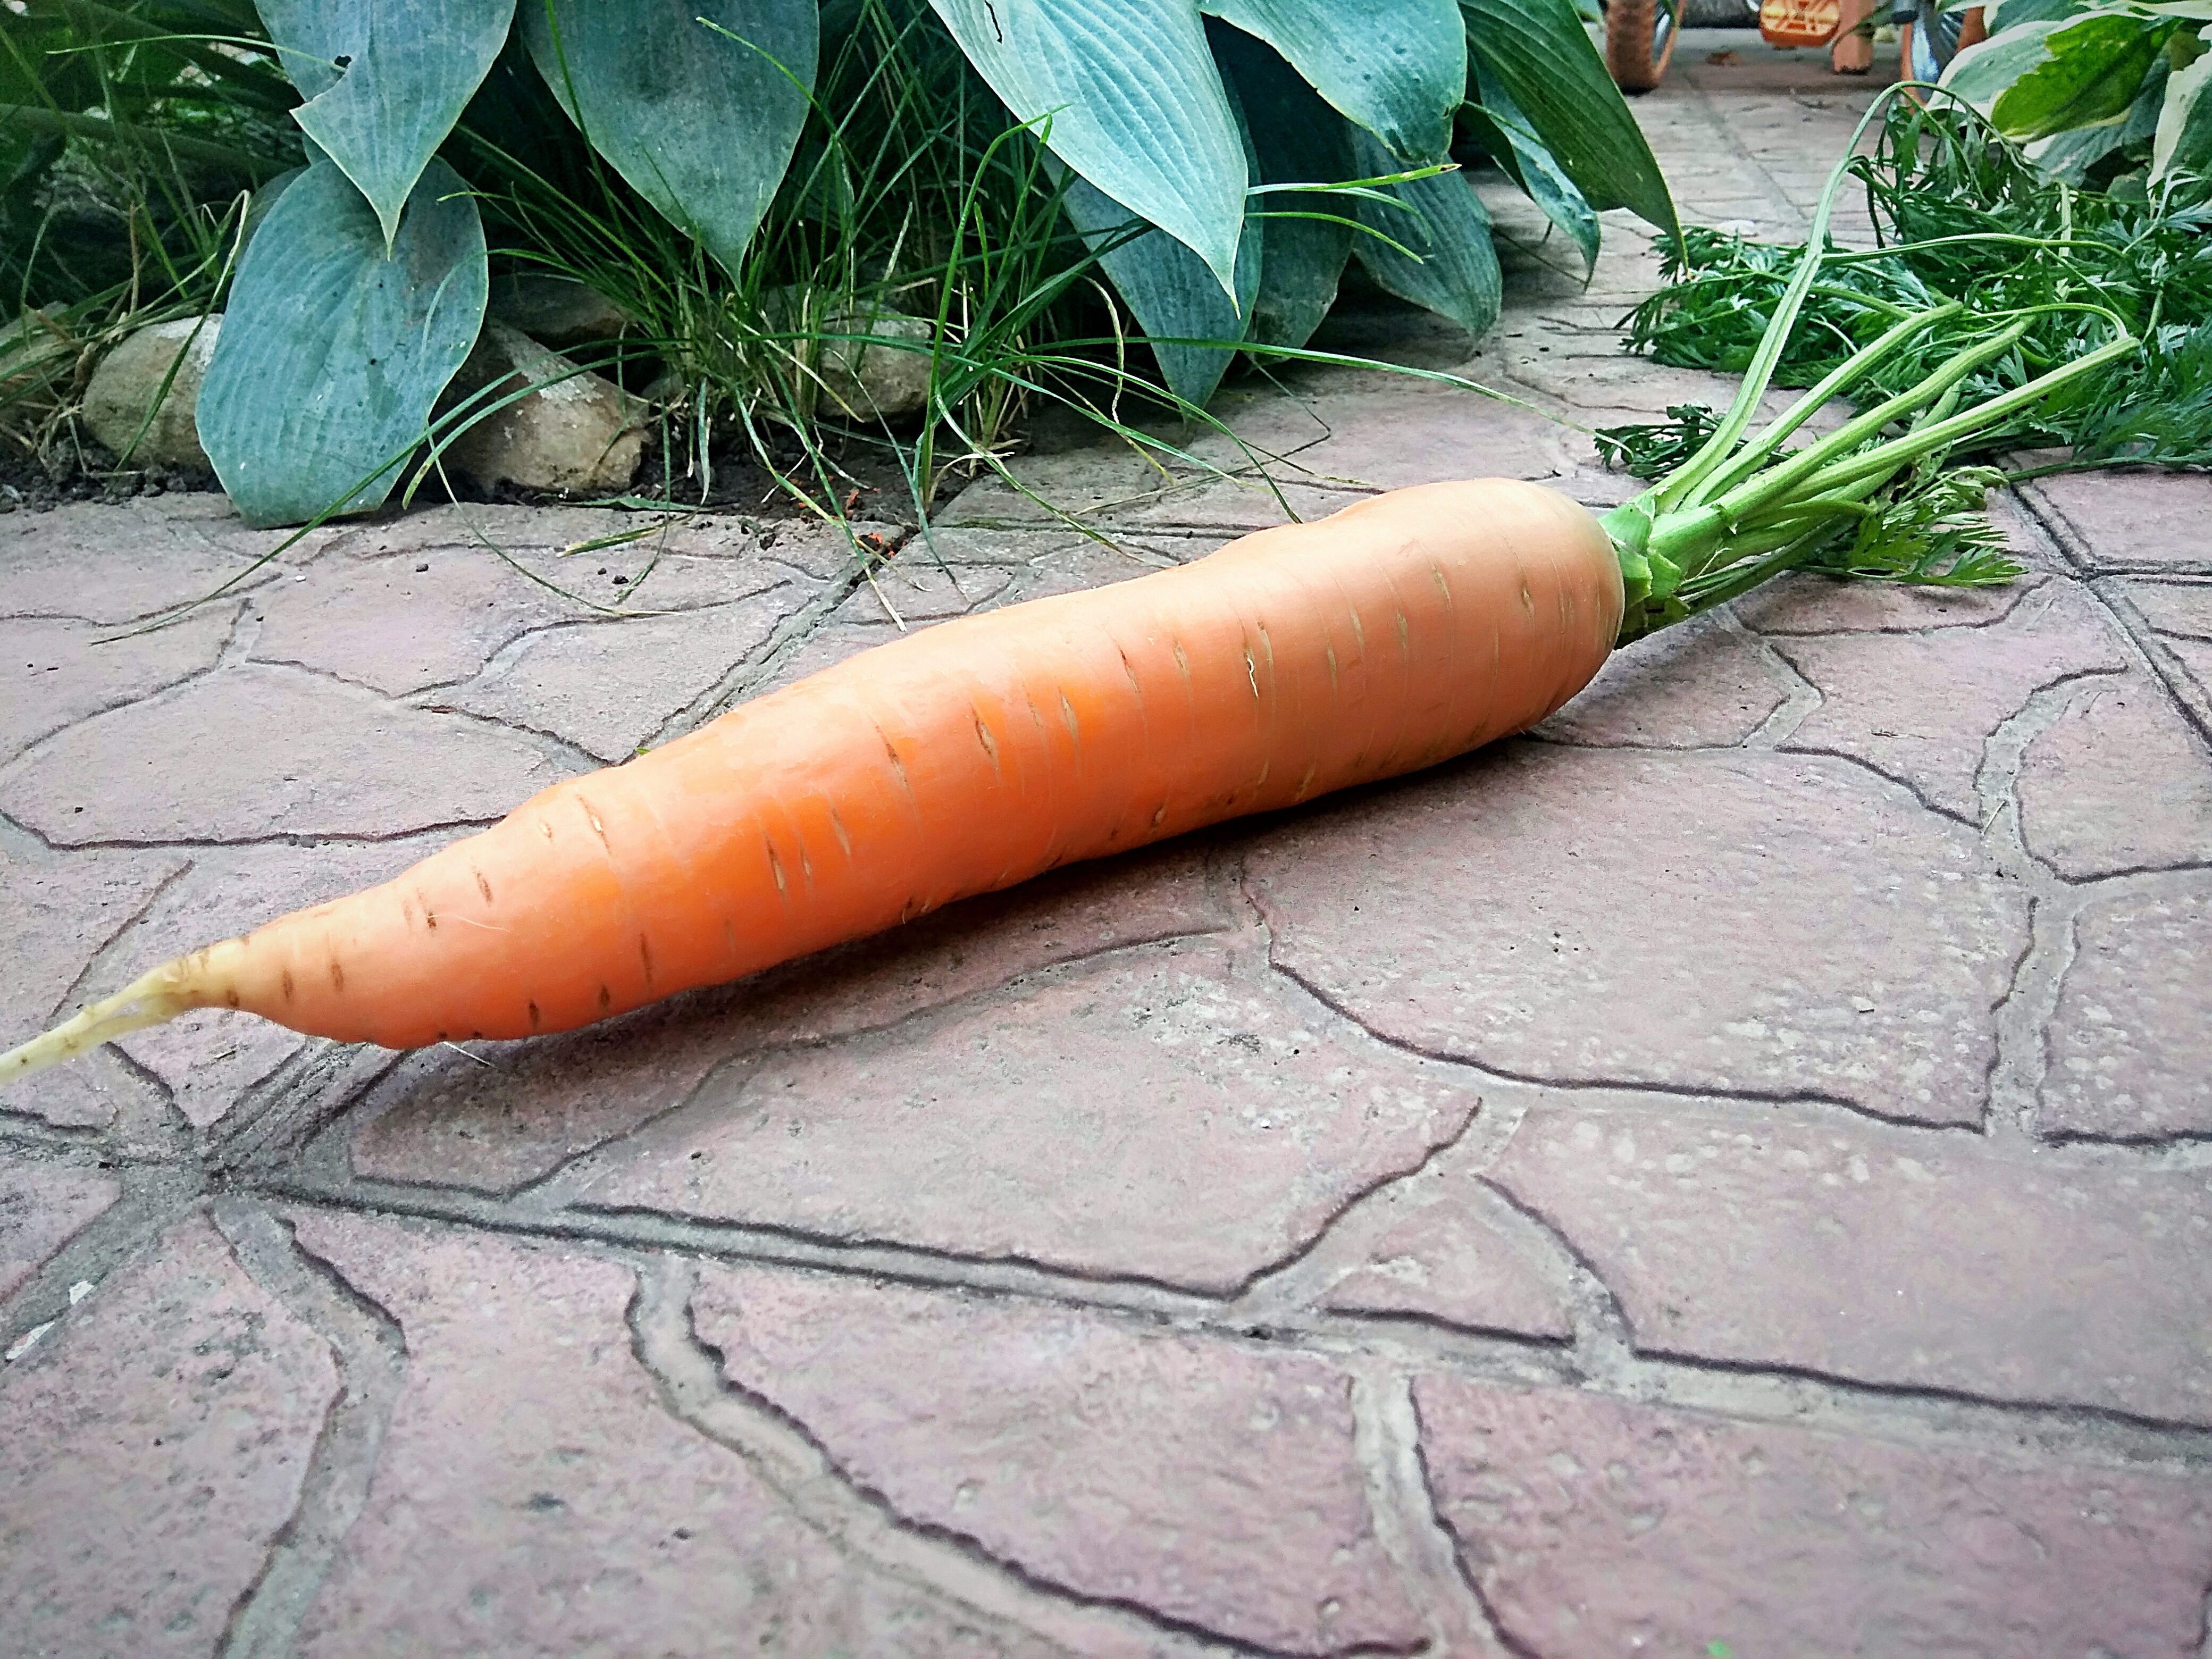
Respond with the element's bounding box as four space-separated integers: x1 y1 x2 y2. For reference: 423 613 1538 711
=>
1991 11 2172 138
1459 0 1676 242
1942 19 2064 108
1055 90 1264 408
2154 26 2212 178
1212 23 1355 352
1199 0 1465 163
255 0 515 249
1347 129 1500 337
523 0 817 278
1468 60 1599 276
926 0 1246 299
197 158 488 527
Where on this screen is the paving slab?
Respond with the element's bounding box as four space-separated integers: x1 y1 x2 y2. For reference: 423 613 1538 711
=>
2 29 2209 1657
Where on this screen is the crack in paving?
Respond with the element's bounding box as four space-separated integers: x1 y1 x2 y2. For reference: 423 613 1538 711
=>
0 1159 203 1377
212 1198 405 1659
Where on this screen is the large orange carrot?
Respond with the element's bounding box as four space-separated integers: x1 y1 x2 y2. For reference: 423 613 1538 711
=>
1 479 1620 1077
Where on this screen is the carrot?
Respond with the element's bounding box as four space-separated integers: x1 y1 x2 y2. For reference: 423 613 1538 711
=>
1 480 1622 1077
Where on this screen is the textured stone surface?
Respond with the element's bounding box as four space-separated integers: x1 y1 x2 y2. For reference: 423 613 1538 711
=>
1249 745 2025 1124
1536 611 1783 748
1492 1100 2212 1423
1734 567 2047 634
2030 469 2212 572
347 843 1226 1193
1 844 186 1129
0 1211 337 1656
1417 1375 2212 1659
2017 677 2212 878
2042 884 2212 1139
1775 580 2130 818
573 937 1482 1291
0 1153 120 1298
694 1263 1426 1655
0 666 573 844
1320 1196 1572 1340
0 496 336 625
445 590 797 761
287 1209 1045 1658
1 605 234 765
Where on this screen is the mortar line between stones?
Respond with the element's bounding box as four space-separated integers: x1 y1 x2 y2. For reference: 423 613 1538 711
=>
1399 1384 1545 1659
211 1197 406 1659
0 1162 204 1382
627 1252 1309 1659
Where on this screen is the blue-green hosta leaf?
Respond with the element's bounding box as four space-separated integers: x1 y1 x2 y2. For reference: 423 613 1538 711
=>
1468 60 1598 277
1059 168 1262 407
1213 25 1355 353
524 0 817 278
927 0 1246 299
198 158 488 528
1460 0 1677 242
2154 27 2212 178
1347 130 1499 338
1200 0 1464 162
254 0 515 249
1991 10 2172 137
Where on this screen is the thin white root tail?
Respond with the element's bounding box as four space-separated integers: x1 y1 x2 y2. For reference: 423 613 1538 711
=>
0 964 198 1087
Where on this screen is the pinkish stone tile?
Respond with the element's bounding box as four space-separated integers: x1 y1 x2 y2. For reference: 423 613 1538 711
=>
2017 677 2212 878
1736 569 2046 634
571 937 1481 1292
1247 745 2024 1125
829 556 1015 624
1416 1375 2212 1659
347 844 1227 1193
1491 1099 2212 1423
100 840 432 1128
693 1263 1426 1656
1535 613 1783 748
2041 883 2212 1140
0 606 235 766
1321 1198 1571 1340
249 550 573 695
0 1210 337 1655
0 665 574 844
1775 581 2130 818
2029 471 2212 573
0 1153 120 1297
1 844 186 1130
443 588 800 762
0 496 314 625
2120 579 2212 642
285 1210 1046 1658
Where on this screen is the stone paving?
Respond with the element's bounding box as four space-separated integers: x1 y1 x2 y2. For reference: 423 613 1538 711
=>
5 32 2212 1659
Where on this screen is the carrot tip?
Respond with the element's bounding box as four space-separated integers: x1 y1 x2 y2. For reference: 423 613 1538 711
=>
0 963 200 1088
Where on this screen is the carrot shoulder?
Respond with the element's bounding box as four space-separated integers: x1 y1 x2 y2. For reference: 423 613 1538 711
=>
1 478 1622 1079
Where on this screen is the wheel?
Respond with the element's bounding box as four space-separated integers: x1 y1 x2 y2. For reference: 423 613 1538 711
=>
1605 0 1679 93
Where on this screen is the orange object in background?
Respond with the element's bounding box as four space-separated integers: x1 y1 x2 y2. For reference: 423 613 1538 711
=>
1759 0 1841 48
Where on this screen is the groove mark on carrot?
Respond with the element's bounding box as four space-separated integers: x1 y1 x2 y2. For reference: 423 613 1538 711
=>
639 934 654 985
766 838 788 896
527 1000 541 1030
281 969 295 1003
330 960 344 993
474 870 493 904
828 806 853 858
598 984 612 1013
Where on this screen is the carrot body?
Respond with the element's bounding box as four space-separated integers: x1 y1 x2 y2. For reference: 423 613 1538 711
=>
4 479 1621 1070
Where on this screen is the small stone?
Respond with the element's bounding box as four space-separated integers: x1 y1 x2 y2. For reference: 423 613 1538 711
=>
80 315 222 472
441 320 646 495
488 272 638 349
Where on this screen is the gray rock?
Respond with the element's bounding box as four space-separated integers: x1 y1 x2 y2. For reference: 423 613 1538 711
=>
441 320 646 496
81 315 221 471
765 288 935 421
488 273 639 350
